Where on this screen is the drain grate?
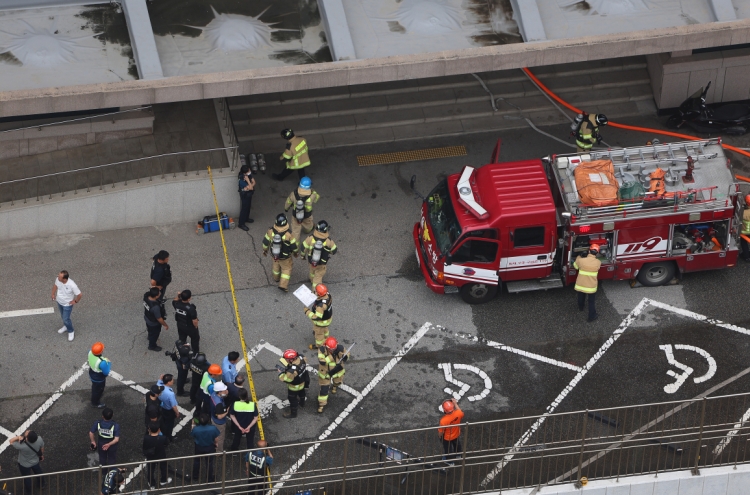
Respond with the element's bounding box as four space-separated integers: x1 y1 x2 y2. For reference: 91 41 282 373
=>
357 145 467 166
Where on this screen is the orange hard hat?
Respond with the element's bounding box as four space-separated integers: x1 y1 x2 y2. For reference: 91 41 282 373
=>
315 284 328 297
324 337 338 350
208 364 222 375
91 342 104 355
745 194 750 204
442 400 455 413
283 349 298 361
589 244 600 252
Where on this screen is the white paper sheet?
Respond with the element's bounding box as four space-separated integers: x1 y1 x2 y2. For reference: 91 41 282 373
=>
293 284 317 307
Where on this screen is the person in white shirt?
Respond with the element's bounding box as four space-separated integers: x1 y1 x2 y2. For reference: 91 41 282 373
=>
51 270 82 342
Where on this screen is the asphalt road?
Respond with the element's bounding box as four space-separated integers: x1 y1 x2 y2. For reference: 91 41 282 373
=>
2 116 750 486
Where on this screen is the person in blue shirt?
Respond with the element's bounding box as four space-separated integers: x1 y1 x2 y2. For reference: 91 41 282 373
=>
89 342 111 408
209 382 229 450
222 352 240 384
190 413 220 483
245 440 273 495
89 407 120 468
157 374 180 441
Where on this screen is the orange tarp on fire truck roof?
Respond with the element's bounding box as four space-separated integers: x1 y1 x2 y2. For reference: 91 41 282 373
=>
451 159 555 229
573 159 620 207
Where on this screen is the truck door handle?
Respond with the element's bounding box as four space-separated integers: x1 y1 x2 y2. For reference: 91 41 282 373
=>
537 255 547 260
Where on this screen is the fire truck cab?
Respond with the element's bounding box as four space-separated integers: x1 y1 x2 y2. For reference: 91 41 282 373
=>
413 138 740 304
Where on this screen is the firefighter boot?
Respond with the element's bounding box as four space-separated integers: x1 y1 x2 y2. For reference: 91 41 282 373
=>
283 409 297 418
331 386 337 394
317 403 325 413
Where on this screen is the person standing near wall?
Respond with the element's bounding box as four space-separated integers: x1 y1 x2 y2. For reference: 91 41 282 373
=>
237 165 256 231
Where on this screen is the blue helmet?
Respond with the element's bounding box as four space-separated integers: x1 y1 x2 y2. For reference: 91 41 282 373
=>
299 177 312 189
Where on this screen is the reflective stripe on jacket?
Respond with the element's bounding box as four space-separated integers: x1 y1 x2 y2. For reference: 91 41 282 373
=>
573 254 601 293
282 137 310 169
743 208 750 235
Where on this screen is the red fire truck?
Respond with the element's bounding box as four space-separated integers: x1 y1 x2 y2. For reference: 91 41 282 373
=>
413 138 741 304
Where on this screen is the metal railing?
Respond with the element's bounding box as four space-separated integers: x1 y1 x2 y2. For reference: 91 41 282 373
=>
215 98 241 172
0 147 236 207
3 392 750 494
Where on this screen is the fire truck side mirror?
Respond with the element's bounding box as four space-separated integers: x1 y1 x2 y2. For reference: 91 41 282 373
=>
445 254 452 265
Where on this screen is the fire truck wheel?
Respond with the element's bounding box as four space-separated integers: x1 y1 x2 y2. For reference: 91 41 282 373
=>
460 283 498 304
637 261 676 287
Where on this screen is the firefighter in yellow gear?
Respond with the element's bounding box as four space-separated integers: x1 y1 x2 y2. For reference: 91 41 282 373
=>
575 113 608 152
303 220 338 288
262 214 299 292
742 194 750 262
317 337 348 413
278 349 309 418
273 128 310 182
574 244 602 323
305 284 332 350
284 177 320 242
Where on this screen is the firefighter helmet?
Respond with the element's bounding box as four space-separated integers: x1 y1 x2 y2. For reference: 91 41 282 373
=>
315 220 330 233
281 128 294 140
745 194 750 204
442 400 455 413
300 177 312 190
91 342 104 355
194 353 206 364
275 214 288 228
283 349 298 361
589 244 600 255
324 337 338 350
208 364 222 375
595 114 608 126
315 284 328 297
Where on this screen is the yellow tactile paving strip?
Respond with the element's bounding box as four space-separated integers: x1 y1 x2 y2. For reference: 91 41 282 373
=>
357 145 468 166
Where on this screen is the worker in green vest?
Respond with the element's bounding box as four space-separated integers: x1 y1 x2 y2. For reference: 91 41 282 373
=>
88 342 111 408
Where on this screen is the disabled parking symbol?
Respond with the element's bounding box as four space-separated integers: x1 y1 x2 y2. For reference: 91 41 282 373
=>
659 344 717 394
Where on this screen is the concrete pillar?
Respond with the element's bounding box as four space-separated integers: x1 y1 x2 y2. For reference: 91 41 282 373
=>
508 0 547 42
121 0 164 80
316 0 357 61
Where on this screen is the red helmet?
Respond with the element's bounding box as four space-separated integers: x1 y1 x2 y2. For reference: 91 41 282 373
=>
283 349 298 361
589 244 600 253
324 337 338 350
91 342 104 355
745 194 750 204
208 364 222 375
442 400 455 413
315 284 328 297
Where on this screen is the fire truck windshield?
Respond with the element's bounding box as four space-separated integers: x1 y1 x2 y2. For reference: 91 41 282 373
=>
427 180 462 255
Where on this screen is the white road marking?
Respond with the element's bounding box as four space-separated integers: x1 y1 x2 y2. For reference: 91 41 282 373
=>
451 330 582 372
0 426 15 438
0 307 55 318
649 300 750 336
0 362 88 455
453 364 492 402
677 345 717 383
554 365 750 484
338 384 363 399
713 406 750 457
272 322 434 494
480 298 651 487
659 344 694 394
439 363 470 403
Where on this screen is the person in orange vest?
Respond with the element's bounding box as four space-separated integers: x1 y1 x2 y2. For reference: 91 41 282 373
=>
574 244 602 323
438 399 464 465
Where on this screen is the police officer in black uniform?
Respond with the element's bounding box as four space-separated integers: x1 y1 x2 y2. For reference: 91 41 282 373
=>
167 340 193 396
189 352 211 407
150 250 172 302
144 287 169 352
172 290 200 352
